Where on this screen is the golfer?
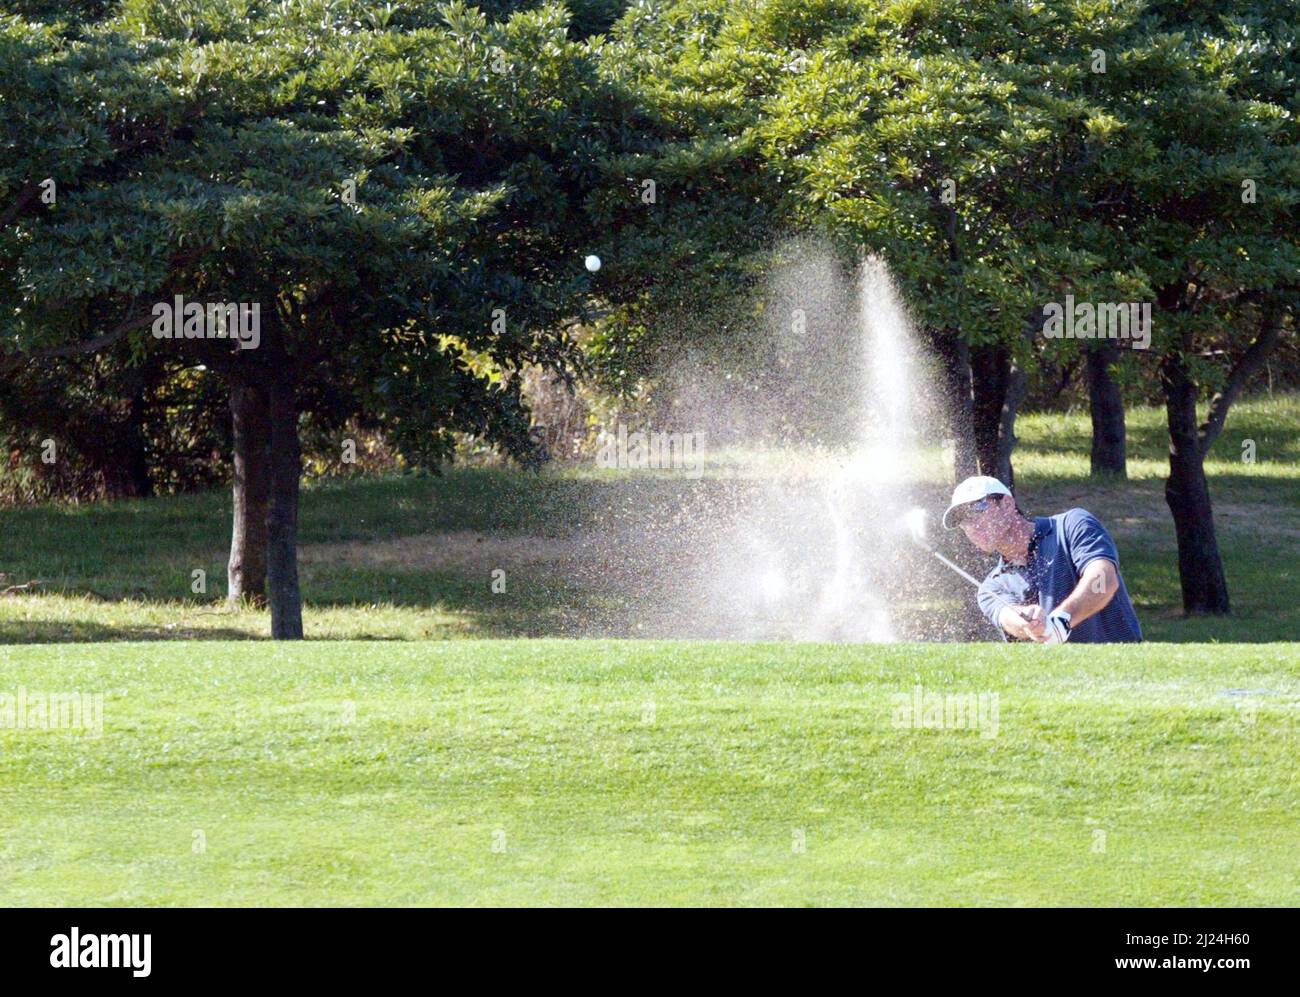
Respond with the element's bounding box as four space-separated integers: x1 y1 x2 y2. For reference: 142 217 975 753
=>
943 476 1142 643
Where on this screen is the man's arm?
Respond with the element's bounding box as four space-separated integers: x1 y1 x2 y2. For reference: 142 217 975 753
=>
1030 508 1125 641
1053 557 1119 626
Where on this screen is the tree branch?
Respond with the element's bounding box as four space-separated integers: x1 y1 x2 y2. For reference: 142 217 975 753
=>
1 242 213 371
1198 304 1285 457
0 311 154 373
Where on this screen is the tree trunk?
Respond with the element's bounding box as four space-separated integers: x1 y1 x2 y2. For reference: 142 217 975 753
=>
115 378 155 498
74 371 154 499
970 343 1011 486
928 329 986 634
1162 350 1230 614
1051 357 1080 399
931 328 978 481
266 370 304 639
1086 343 1127 478
227 381 271 605
993 361 1026 490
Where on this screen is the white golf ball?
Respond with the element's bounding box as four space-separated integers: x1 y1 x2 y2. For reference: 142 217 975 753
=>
585 254 601 272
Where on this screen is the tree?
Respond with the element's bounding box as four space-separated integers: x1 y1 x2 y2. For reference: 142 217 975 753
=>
2 1 626 636
1077 4 1300 612
708 0 1143 486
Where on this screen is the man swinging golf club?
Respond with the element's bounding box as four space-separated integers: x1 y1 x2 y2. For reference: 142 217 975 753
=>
942 477 1143 643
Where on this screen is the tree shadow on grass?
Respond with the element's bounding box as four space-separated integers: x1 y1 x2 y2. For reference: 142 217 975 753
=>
0 620 261 644
0 596 599 644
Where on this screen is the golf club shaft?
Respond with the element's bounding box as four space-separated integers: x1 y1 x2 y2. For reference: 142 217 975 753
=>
926 548 983 588
919 545 1032 623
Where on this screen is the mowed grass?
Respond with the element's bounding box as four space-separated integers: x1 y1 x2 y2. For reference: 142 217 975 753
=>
0 640 1296 906
0 394 1296 642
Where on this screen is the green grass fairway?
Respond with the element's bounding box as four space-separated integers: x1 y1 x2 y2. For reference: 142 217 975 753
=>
1 640 1296 906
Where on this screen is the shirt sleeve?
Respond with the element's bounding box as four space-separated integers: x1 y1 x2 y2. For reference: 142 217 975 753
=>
1061 508 1119 575
977 571 1013 632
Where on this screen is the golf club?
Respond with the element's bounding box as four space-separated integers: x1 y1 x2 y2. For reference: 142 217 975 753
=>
901 507 1034 625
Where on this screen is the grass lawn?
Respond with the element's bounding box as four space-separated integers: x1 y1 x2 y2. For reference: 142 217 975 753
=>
0 394 1297 643
0 640 1296 906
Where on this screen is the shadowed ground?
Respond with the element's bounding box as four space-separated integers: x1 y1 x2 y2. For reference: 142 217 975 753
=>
0 396 1296 642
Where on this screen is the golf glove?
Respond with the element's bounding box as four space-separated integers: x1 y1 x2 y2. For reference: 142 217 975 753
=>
1043 609 1072 644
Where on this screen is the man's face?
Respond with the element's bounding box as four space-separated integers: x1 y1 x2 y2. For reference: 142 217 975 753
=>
957 495 1014 552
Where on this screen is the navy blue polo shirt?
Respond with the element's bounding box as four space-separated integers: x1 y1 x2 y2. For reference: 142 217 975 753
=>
976 508 1143 643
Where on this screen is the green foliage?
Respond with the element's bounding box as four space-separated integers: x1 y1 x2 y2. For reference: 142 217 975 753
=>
3 0 1296 485
592 0 1297 402
1 0 626 474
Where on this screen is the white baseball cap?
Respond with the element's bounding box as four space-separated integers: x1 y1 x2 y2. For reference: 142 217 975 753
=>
942 475 1012 529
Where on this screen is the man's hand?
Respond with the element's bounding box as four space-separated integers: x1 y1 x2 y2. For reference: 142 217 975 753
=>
999 604 1046 642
